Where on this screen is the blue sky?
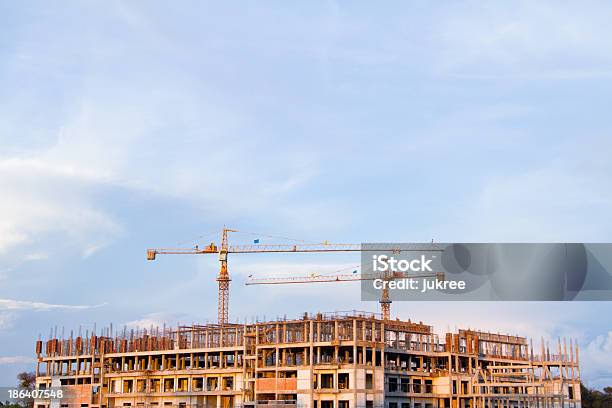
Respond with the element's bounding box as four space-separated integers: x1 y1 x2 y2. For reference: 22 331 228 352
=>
1 0 612 389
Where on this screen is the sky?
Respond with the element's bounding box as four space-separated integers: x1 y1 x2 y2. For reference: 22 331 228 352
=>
1 0 612 389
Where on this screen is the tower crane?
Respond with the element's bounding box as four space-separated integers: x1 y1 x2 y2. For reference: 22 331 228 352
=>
147 228 442 324
245 269 444 320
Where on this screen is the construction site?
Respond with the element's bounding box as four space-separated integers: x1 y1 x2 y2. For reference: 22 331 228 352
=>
33 230 583 408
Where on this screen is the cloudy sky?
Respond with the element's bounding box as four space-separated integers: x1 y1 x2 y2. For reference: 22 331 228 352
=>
1 0 612 389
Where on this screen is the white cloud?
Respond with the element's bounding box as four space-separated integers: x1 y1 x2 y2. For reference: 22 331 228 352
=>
124 312 195 329
436 137 612 242
0 311 15 330
0 153 122 256
434 1 612 78
0 299 106 311
0 4 355 272
581 331 612 388
23 252 49 261
82 244 105 258
0 356 36 365
0 94 319 263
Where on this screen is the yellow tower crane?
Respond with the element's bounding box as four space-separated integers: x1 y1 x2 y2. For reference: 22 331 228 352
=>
245 268 444 319
147 228 442 324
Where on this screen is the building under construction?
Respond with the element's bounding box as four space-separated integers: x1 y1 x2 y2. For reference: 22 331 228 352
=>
34 311 582 408
34 231 583 407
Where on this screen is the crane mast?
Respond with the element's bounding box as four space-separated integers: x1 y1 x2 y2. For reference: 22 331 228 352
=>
217 228 236 325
